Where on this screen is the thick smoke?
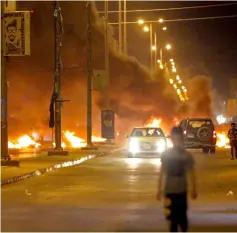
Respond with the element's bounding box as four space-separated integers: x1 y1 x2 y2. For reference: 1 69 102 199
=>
186 75 213 118
7 2 213 139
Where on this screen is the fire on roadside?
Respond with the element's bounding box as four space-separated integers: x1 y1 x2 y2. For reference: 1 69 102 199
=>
8 123 230 150
216 132 230 149
8 131 106 149
8 135 41 149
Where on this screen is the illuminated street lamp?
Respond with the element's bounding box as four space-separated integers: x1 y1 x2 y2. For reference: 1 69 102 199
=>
162 27 167 31
142 24 154 71
158 18 163 23
143 26 149 32
157 59 161 63
170 58 174 62
169 79 174 84
159 64 164 69
182 86 186 90
172 67 176 73
138 19 144 25
166 44 171 50
178 80 182 84
176 75 180 80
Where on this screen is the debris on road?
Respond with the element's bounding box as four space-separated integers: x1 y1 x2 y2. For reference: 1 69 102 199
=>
227 191 234 196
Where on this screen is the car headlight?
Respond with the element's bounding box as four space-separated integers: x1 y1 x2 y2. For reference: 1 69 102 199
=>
156 140 166 153
128 139 139 153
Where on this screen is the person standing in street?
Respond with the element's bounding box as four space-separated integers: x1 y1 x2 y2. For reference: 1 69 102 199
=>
157 126 197 232
227 122 237 160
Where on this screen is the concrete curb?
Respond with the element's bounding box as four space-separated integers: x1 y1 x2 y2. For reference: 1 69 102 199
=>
1 148 121 187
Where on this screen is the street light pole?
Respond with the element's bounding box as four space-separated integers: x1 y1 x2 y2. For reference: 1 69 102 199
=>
86 0 93 147
123 0 127 54
149 23 153 72
154 31 157 67
118 0 122 53
160 48 163 65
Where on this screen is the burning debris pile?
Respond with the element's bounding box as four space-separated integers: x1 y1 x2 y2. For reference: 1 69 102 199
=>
8 131 106 150
8 135 41 149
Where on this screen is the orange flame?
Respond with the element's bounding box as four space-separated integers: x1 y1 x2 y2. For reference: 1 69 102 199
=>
144 116 173 148
145 116 162 128
216 132 230 148
52 142 67 148
9 131 107 150
8 135 41 149
64 131 87 148
92 136 107 142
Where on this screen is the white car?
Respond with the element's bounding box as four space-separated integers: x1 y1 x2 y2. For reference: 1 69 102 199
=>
126 127 168 157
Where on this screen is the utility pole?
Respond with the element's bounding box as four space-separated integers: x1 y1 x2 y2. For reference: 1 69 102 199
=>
149 23 153 72
123 0 127 54
1 1 19 166
54 1 62 151
104 0 110 109
48 1 69 155
86 0 94 148
118 0 122 53
1 3 9 161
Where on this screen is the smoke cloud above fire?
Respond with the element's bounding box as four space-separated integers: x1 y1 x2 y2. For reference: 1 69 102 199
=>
185 75 213 118
7 1 213 138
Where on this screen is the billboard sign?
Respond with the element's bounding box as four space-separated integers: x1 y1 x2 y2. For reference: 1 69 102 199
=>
101 109 115 139
3 11 31 56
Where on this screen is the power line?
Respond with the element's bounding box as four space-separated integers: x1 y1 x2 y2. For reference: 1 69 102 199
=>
109 14 237 25
98 3 237 14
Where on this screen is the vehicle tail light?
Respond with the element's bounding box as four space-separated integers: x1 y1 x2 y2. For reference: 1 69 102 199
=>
213 131 216 138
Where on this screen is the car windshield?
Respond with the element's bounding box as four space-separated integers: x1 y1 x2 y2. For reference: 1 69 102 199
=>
188 120 213 129
131 128 165 137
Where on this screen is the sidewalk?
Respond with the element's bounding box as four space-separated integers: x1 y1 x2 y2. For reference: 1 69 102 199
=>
1 145 120 182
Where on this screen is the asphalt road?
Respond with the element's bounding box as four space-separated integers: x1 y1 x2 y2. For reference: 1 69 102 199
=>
1 149 237 232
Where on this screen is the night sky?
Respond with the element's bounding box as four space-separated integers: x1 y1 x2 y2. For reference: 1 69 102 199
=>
96 1 237 98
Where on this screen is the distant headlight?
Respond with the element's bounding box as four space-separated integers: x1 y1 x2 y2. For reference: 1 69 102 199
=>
156 139 166 153
128 138 139 153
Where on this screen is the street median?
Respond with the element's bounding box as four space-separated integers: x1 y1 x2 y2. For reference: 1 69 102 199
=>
1 145 120 187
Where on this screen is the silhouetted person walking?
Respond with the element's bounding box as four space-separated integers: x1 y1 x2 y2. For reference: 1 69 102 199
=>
228 122 237 160
157 127 197 232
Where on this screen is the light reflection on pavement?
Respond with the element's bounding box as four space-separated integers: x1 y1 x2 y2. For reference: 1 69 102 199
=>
1 149 237 232
124 157 161 169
